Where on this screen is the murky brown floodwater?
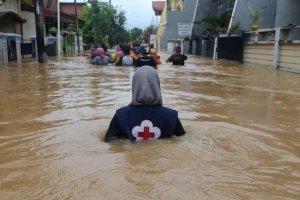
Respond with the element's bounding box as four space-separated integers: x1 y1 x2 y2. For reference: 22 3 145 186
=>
0 53 299 200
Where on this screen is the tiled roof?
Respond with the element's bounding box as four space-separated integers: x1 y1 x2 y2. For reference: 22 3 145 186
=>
152 1 165 11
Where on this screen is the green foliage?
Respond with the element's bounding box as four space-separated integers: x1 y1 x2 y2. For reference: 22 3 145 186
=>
130 27 143 42
48 26 57 35
109 11 130 46
229 21 241 33
66 24 77 33
79 0 130 47
249 8 261 24
202 11 231 33
142 25 156 43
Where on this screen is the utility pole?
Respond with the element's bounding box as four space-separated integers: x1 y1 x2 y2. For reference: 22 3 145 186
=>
109 0 111 6
74 0 80 54
34 0 48 63
57 0 61 57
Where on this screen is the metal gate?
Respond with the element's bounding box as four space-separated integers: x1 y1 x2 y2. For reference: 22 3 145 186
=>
47 44 57 56
218 35 244 63
21 42 33 57
7 41 17 61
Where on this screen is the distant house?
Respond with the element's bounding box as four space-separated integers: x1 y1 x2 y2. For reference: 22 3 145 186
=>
0 0 26 36
60 2 86 16
0 0 82 40
0 0 85 62
152 1 164 16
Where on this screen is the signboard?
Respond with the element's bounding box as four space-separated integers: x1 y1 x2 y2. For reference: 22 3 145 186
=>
149 34 155 45
178 22 193 37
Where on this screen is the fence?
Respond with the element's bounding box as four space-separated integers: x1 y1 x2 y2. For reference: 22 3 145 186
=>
20 39 57 58
21 39 33 58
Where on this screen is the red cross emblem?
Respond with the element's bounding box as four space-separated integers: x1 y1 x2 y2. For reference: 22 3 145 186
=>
138 127 155 140
132 120 161 141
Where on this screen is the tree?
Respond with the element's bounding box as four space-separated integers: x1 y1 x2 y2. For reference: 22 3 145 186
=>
110 10 130 45
79 0 129 47
130 27 143 43
249 8 261 30
202 11 231 34
142 25 156 43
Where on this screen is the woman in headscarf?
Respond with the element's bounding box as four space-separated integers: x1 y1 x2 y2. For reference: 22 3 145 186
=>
115 44 136 66
113 44 125 63
92 48 113 65
104 66 185 142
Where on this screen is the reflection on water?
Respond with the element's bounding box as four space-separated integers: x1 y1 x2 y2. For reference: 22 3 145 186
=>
0 54 299 199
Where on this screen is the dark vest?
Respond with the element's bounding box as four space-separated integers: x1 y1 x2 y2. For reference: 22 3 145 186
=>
115 105 178 141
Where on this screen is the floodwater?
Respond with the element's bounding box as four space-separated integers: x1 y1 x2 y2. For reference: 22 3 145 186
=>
0 53 299 200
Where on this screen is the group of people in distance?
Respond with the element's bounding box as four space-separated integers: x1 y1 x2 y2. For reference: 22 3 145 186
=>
85 42 188 142
87 42 188 68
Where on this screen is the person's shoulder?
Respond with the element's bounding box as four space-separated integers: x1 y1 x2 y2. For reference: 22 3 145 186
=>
116 106 131 113
160 106 178 115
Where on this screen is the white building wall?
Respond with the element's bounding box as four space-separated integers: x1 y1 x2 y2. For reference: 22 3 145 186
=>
21 11 36 40
0 0 19 12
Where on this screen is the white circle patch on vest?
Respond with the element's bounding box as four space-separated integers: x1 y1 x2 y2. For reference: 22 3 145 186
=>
132 120 161 141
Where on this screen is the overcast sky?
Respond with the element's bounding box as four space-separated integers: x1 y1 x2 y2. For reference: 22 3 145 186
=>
60 0 160 29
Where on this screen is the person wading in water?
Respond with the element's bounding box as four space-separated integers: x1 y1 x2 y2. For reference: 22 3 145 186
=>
104 66 185 142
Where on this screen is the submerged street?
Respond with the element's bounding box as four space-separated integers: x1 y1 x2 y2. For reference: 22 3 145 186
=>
0 53 299 199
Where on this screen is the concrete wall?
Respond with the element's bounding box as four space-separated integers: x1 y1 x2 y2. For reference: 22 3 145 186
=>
0 37 8 63
232 0 276 30
232 0 300 30
211 0 235 14
244 44 274 66
0 0 23 35
244 42 300 72
275 0 300 27
192 0 212 38
159 0 197 52
279 44 300 70
0 0 19 12
21 11 36 40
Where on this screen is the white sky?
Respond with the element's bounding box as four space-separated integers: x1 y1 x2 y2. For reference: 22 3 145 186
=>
60 0 160 29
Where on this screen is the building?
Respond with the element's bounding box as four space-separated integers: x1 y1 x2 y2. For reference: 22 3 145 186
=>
0 0 85 62
0 0 26 36
156 0 235 55
228 0 300 72
0 0 82 40
190 0 235 56
152 1 164 16
152 1 164 27
156 0 198 53
60 2 86 16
